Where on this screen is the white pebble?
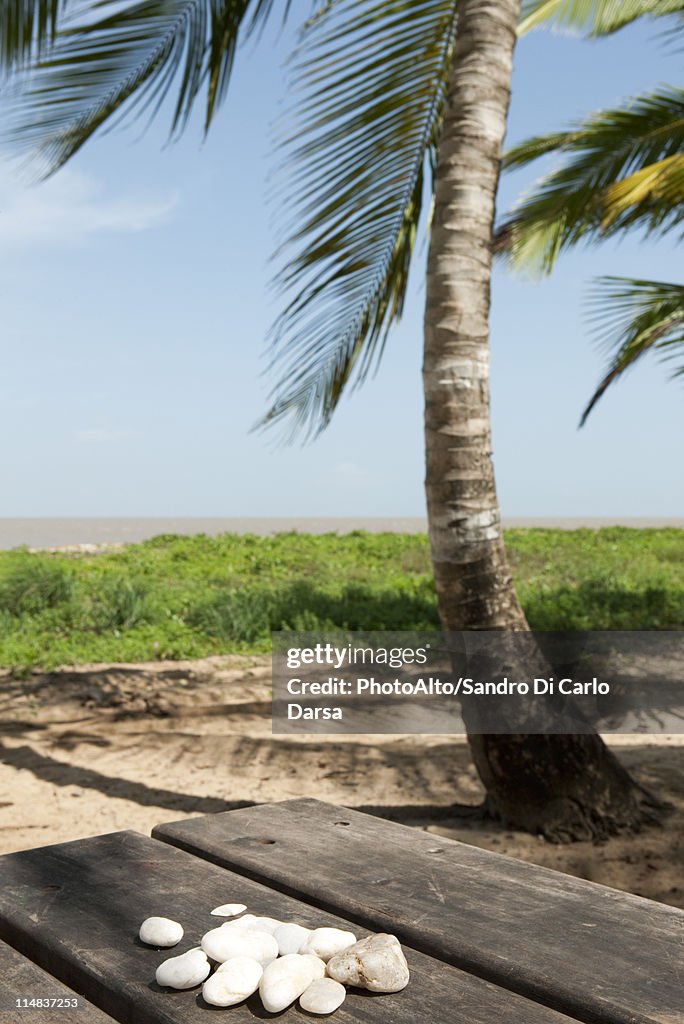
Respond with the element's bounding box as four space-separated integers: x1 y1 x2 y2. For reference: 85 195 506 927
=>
203 956 263 1006
220 913 259 930
259 954 314 1013
273 922 312 955
211 903 247 918
301 954 327 981
217 955 263 977
301 927 357 962
250 916 283 935
300 978 346 1015
201 926 278 966
139 916 183 948
327 933 409 993
155 948 210 990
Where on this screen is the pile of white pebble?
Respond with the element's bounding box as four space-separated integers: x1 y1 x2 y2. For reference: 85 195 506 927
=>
139 901 410 1015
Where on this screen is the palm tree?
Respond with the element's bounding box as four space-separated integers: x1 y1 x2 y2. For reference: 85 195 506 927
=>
500 1 684 422
0 0 660 838
0 0 60 70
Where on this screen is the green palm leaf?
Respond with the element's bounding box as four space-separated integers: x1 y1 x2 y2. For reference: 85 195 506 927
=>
260 0 459 438
496 88 684 273
4 0 286 173
601 153 684 222
0 0 61 70
582 277 684 422
519 0 684 35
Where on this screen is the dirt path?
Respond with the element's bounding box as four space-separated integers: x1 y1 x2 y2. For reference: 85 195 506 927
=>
1 657 682 908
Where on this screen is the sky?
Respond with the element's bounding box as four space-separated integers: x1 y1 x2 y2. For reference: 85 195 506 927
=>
0 5 682 517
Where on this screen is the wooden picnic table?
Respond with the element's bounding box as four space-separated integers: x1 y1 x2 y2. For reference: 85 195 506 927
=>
0 798 681 1024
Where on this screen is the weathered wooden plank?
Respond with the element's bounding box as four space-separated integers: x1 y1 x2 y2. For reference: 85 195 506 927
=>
0 829 578 1024
153 798 684 1024
0 940 116 1022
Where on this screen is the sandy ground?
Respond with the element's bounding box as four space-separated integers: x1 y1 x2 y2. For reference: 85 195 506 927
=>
1 656 682 909
3 516 684 550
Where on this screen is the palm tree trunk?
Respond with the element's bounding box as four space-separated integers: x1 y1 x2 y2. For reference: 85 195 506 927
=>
424 0 525 630
423 0 660 840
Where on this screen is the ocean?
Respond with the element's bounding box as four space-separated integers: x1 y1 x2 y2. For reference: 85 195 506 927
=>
0 517 681 550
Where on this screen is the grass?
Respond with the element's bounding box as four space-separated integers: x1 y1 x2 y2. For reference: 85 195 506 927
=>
0 528 682 671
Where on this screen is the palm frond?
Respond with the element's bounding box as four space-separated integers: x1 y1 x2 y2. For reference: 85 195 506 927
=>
0 0 62 71
497 88 684 273
206 0 292 124
581 276 684 423
4 0 283 174
519 0 684 35
601 153 684 223
260 0 459 439
502 129 575 169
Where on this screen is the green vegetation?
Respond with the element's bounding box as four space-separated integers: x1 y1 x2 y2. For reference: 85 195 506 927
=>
0 528 681 671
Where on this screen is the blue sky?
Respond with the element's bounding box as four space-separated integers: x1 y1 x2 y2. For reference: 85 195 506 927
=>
1 7 682 517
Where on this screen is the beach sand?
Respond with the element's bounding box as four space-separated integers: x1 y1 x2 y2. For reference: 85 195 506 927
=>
1 656 682 908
